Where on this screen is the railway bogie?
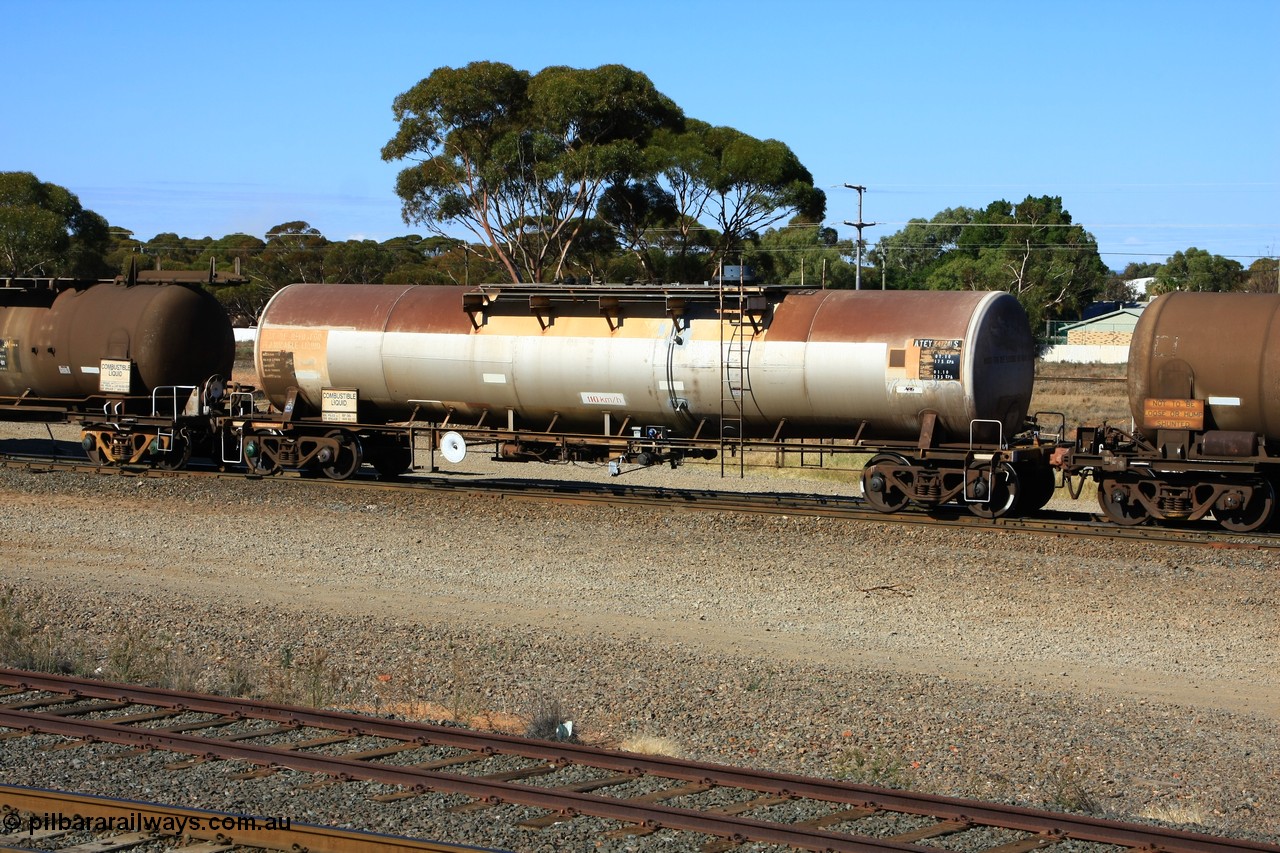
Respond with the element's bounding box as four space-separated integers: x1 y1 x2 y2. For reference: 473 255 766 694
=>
855 441 1056 519
1056 422 1278 532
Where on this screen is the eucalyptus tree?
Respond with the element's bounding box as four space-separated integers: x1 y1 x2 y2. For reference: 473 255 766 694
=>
595 178 679 281
687 123 826 267
871 196 1108 338
323 239 395 285
0 171 111 278
746 224 858 288
253 221 328 292
382 61 683 283
596 119 826 281
1152 247 1245 293
1245 256 1279 294
867 208 973 290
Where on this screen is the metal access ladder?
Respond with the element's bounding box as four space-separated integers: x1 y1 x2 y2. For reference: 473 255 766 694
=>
718 279 754 478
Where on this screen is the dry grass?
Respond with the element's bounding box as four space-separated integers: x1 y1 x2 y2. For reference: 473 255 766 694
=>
620 733 686 758
1140 801 1211 829
1034 361 1127 380
0 588 92 675
1035 757 1100 814
525 696 577 741
832 745 911 789
1031 361 1132 438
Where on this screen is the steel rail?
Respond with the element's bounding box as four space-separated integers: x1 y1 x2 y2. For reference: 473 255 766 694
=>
0 784 500 853
1 449 1276 550
1 671 1276 853
0 706 954 853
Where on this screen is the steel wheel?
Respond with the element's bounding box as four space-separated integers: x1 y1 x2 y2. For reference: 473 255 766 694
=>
1096 480 1150 526
243 433 280 476
969 461 1020 519
860 453 911 513
321 431 364 481
154 434 191 471
1213 479 1275 533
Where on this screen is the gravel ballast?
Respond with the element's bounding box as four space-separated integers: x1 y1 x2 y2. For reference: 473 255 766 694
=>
0 449 1276 849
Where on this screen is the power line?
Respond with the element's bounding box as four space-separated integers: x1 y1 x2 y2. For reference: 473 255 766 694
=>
871 221 1280 229
829 181 1280 191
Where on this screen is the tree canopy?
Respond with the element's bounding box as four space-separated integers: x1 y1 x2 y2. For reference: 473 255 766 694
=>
0 172 111 278
869 195 1110 337
381 62 683 284
382 62 825 283
1245 257 1280 294
12 166 1268 334
745 224 858 288
1151 247 1245 294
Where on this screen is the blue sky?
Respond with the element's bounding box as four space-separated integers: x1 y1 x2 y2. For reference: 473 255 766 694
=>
4 0 1277 272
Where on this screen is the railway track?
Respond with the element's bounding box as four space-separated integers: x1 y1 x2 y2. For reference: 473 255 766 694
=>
1 669 1276 853
0 785 491 853
1 444 1276 550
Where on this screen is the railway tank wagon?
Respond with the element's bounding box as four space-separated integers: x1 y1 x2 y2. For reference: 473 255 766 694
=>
255 282 1046 515
0 279 233 398
0 277 236 465
255 284 1033 436
1062 291 1280 532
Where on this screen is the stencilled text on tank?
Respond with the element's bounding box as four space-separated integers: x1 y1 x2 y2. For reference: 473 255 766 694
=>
259 329 328 381
913 338 963 380
581 392 627 406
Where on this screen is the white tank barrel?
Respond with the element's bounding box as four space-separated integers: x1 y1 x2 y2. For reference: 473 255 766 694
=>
256 284 1034 442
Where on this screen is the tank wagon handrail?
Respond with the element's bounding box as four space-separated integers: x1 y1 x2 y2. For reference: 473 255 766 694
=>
463 281 804 313
0 276 92 292
1032 411 1067 444
969 418 1004 450
226 389 259 417
465 281 797 296
150 385 199 420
